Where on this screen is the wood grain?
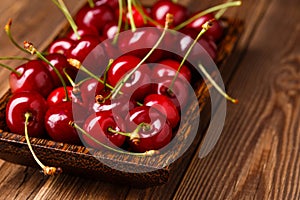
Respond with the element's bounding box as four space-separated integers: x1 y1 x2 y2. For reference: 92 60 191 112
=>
173 0 300 199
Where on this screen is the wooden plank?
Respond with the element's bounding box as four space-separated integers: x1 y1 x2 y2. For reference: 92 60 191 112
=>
173 0 300 199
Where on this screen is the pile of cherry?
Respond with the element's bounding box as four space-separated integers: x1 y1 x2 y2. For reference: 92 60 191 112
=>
5 0 225 154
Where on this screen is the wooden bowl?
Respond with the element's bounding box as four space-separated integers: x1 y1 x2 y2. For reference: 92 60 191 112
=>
0 18 244 188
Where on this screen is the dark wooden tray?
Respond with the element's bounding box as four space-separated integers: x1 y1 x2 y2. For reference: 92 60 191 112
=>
0 18 244 188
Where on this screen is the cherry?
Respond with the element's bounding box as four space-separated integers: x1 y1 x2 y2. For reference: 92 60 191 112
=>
107 55 152 101
9 60 54 97
44 101 81 144
75 4 116 32
94 0 119 9
66 26 99 41
47 86 73 107
82 111 126 149
151 0 188 27
102 22 120 40
122 5 150 28
152 59 192 82
43 53 77 87
144 94 180 128
6 91 48 137
152 76 191 112
48 37 75 55
186 13 223 41
125 106 172 153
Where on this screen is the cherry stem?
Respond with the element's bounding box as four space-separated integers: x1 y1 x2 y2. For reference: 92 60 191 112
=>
198 63 238 104
24 41 70 101
172 0 178 3
169 20 212 92
67 58 116 91
173 1 242 30
113 0 124 44
103 59 114 90
110 14 173 99
52 0 80 40
0 62 21 76
215 0 233 20
70 121 158 156
0 56 30 61
127 0 137 32
87 0 95 8
4 19 28 53
24 112 62 176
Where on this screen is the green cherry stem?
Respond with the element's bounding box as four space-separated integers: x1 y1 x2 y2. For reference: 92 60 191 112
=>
4 19 28 53
113 0 124 44
103 59 114 90
110 14 173 99
52 0 80 40
24 41 70 101
198 63 238 104
0 62 21 76
70 121 158 156
169 21 212 92
173 1 242 30
127 0 137 32
215 0 233 20
87 0 95 8
24 112 62 176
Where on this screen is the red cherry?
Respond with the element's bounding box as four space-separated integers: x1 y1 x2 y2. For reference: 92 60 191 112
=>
46 86 73 107
186 13 223 41
94 0 119 9
117 28 163 62
107 55 152 101
9 60 54 97
122 6 150 28
152 59 191 82
82 111 126 149
6 91 48 137
102 22 120 40
153 76 191 112
151 0 188 27
44 101 81 144
66 26 99 41
125 106 172 152
66 35 101 62
48 38 75 55
75 4 116 32
144 94 180 128
43 53 77 87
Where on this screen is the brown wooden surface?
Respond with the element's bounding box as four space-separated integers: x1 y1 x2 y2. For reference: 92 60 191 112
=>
0 0 299 199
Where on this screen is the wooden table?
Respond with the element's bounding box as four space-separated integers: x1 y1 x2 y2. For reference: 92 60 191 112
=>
0 0 299 199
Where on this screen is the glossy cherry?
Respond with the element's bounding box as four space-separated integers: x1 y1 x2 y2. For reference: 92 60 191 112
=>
44 101 81 144
151 0 188 27
94 0 119 9
6 91 48 137
9 60 54 97
66 26 99 41
152 59 192 82
47 86 73 107
144 94 180 128
107 55 152 101
82 111 126 149
125 106 172 153
75 4 116 32
186 13 223 41
122 5 150 28
48 37 75 55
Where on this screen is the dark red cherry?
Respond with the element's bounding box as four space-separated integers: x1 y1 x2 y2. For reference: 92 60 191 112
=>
186 13 223 41
144 94 180 128
117 28 163 62
47 86 73 107
44 101 81 144
48 38 74 55
151 0 188 27
152 59 191 82
66 26 99 41
9 60 54 97
6 91 48 137
122 6 150 28
94 0 119 9
66 35 101 62
43 53 77 87
102 22 120 40
153 76 190 112
107 55 152 101
75 4 115 32
125 106 172 152
82 111 126 149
